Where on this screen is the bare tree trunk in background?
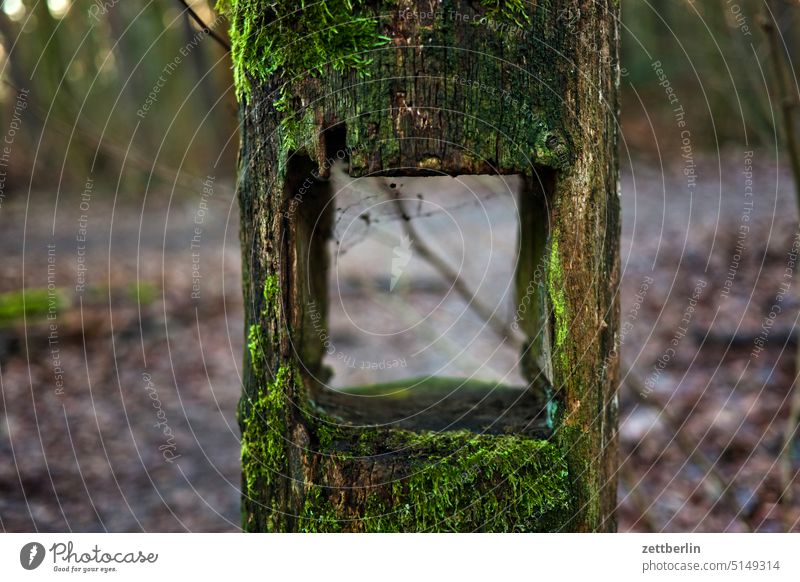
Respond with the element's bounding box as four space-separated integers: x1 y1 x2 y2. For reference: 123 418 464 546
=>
760 1 800 523
225 0 620 532
180 12 226 145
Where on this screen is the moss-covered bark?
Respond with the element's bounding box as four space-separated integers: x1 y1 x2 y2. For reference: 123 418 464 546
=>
226 0 620 532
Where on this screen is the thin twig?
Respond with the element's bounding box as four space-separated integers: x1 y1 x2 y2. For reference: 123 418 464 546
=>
383 183 525 348
176 0 231 52
374 180 557 396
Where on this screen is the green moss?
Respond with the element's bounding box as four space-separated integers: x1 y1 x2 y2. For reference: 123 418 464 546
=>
126 282 157 306
0 288 66 326
247 367 572 531
298 485 344 532
548 235 570 375
246 324 265 374
241 272 298 531
298 429 571 532
240 363 299 531
478 0 530 29
219 0 388 100
370 431 570 532
220 0 529 99
262 273 279 309
246 274 281 376
218 1 570 173
276 106 318 172
241 365 293 484
217 0 390 156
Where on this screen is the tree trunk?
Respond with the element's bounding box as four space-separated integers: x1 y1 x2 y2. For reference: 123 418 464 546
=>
224 0 620 532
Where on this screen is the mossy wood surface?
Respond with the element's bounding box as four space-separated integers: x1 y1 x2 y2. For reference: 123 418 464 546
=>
226 0 620 532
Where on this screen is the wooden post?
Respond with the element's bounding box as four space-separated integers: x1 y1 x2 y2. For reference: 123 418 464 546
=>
224 0 620 532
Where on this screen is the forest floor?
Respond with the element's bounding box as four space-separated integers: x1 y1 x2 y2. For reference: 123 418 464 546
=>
1 149 799 532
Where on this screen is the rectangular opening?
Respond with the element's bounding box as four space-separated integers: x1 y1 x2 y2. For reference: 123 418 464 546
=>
293 163 553 437
327 171 526 386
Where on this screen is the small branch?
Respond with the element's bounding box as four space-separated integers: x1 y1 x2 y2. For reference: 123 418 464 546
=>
384 184 525 348
371 179 554 394
175 0 230 52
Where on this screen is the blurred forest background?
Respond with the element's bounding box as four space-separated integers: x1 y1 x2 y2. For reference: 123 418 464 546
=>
0 0 795 188
1 0 800 532
0 0 237 192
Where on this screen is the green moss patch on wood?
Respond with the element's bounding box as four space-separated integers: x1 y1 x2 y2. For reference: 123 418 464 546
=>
240 363 301 531
218 0 389 100
246 274 280 376
548 235 570 376
296 429 571 532
219 0 572 173
220 0 532 100
230 0 619 532
242 369 572 532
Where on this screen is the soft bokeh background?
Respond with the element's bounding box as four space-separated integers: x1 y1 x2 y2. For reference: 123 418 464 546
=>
1 0 799 531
